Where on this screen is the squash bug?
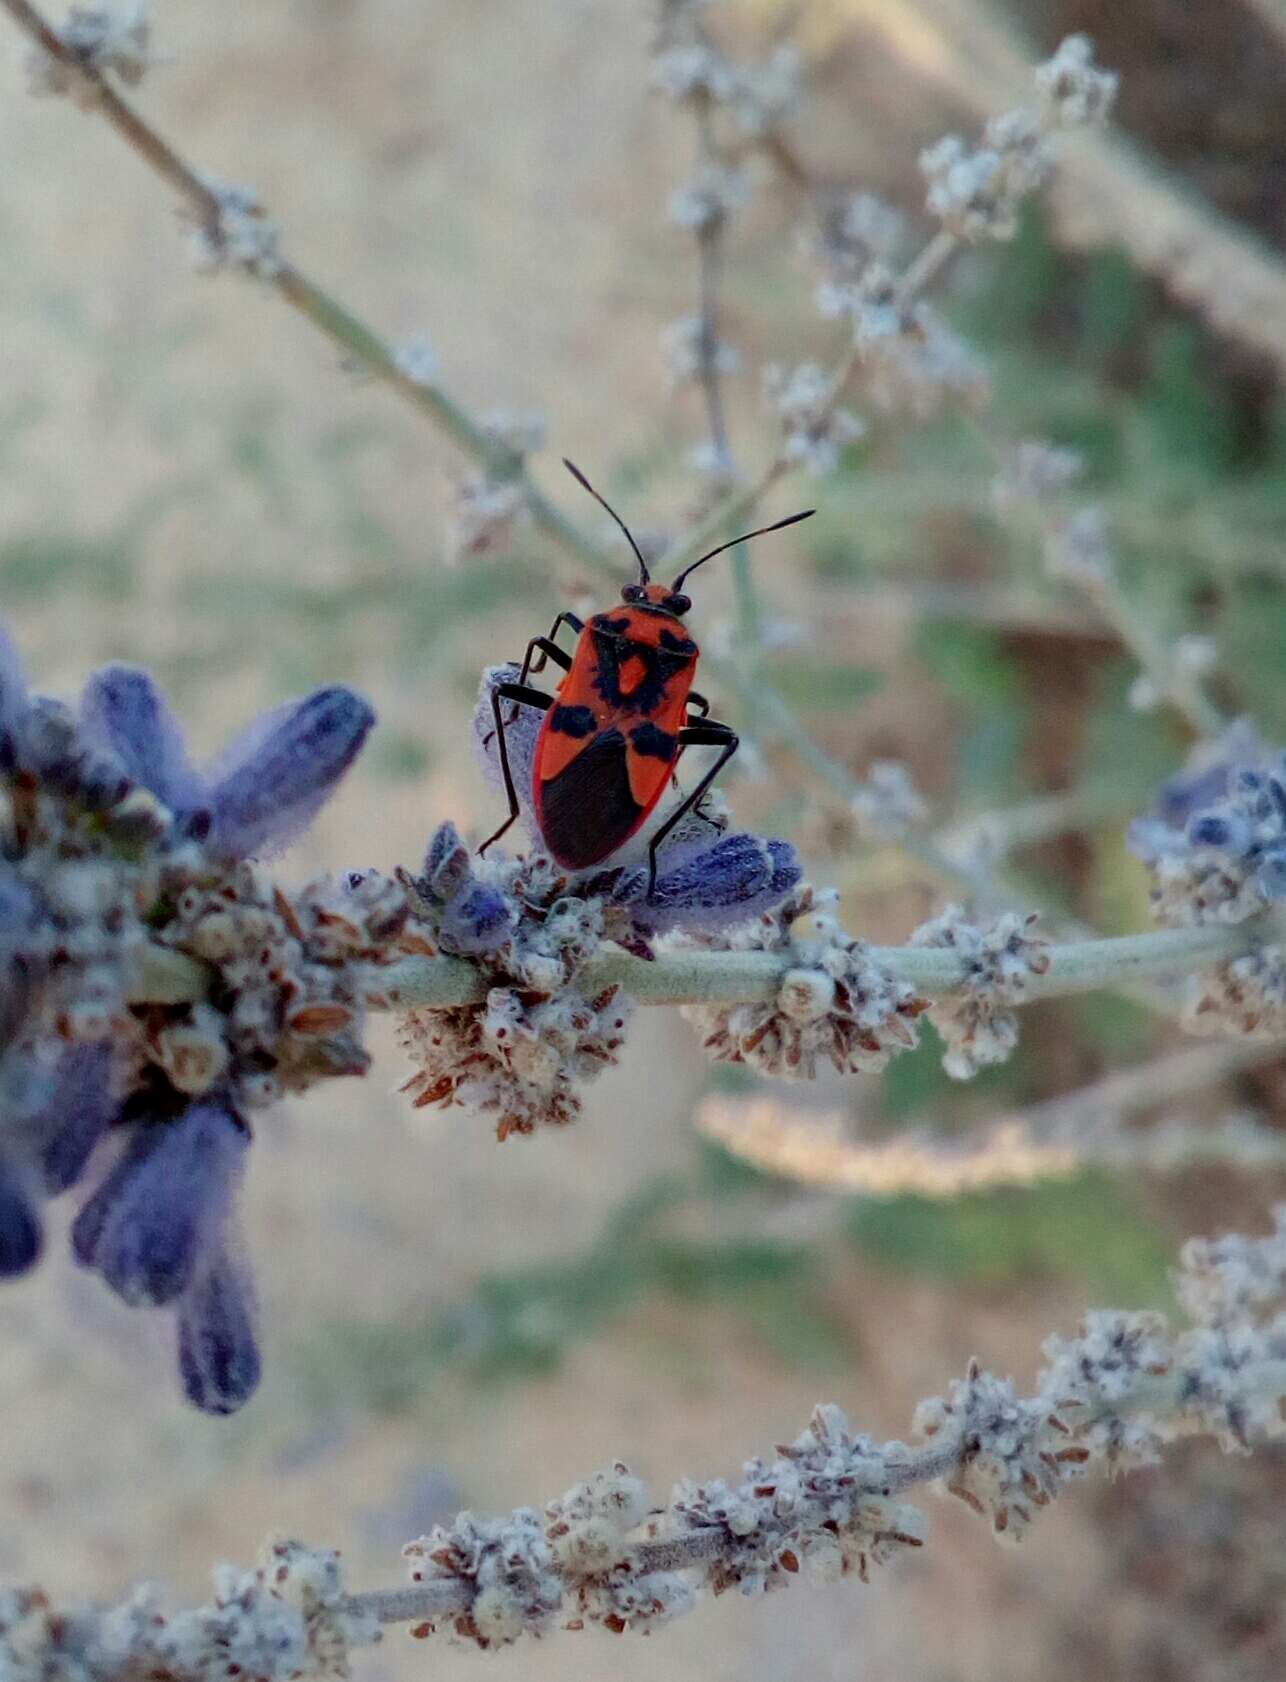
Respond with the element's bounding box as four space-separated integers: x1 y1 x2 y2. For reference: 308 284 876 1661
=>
480 460 813 894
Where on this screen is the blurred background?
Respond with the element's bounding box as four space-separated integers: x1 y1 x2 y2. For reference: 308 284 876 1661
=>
2 0 1286 1677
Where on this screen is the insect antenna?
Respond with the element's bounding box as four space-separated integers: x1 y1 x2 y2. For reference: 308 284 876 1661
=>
670 507 815 593
562 458 650 584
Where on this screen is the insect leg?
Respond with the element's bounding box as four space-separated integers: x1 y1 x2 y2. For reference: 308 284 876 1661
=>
479 681 553 856
499 617 583 730
645 720 738 898
685 689 711 720
523 612 584 680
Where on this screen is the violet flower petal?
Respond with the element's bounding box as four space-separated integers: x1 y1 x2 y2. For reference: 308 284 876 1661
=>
611 832 801 933
71 1101 248 1306
205 686 376 859
0 1163 42 1278
177 1247 261 1415
0 623 30 757
80 665 203 816
439 882 515 955
36 1043 116 1195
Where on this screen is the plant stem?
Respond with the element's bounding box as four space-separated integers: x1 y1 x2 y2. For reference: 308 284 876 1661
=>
338 920 1256 1012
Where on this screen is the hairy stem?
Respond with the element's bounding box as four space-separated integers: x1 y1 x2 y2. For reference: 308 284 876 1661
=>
304 920 1258 1012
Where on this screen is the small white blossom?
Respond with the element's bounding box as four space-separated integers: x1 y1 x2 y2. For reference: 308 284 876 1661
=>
729 44 802 136
680 884 926 1077
662 315 740 387
764 362 865 475
849 760 928 842
910 906 1050 1080
393 334 439 387
1034 34 1119 129
667 163 750 232
188 179 282 280
25 2 154 105
404 1511 561 1649
481 409 547 459
914 1362 1065 1543
991 439 1084 517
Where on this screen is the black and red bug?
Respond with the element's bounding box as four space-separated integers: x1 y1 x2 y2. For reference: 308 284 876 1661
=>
480 460 814 893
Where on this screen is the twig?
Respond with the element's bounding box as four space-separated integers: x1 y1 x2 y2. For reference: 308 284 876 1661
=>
699 1039 1286 1197
144 920 1253 1013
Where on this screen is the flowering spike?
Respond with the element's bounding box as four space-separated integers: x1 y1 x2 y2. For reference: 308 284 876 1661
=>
0 1163 42 1278
80 664 203 815
71 1101 248 1306
178 1249 261 1415
205 687 376 859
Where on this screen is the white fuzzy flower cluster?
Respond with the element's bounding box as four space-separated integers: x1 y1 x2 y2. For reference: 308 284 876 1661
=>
1177 1205 1286 1330
0 1537 377 1682
920 115 1050 244
680 885 927 1077
1034 33 1120 129
909 905 1050 1080
913 1360 1071 1542
991 438 1084 518
863 302 991 419
763 362 866 475
662 315 741 388
547 1465 694 1634
395 829 632 1139
25 2 153 106
727 43 802 137
402 1466 690 1647
481 409 548 459
921 36 1116 244
403 1509 562 1649
392 333 439 387
667 1402 926 1592
990 440 1117 593
1038 1310 1175 1473
442 412 544 559
153 865 400 1111
188 180 282 281
848 759 929 843
668 162 750 232
1186 947 1286 1040
650 3 799 139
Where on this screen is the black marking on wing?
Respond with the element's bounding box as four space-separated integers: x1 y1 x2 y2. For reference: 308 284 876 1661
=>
659 627 698 657
593 614 632 636
549 703 597 737
591 632 691 714
630 721 677 760
537 728 643 868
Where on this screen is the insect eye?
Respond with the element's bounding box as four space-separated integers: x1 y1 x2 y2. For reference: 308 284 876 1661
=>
665 593 691 616
622 584 645 603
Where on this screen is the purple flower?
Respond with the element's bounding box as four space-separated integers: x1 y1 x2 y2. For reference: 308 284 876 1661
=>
72 1100 248 1307
413 821 515 955
79 663 203 816
80 667 376 858
34 1042 115 1195
0 623 29 763
600 831 802 934
177 1249 261 1416
0 1161 41 1278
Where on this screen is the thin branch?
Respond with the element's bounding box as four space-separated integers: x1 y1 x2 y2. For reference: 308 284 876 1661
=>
337 1348 1286 1635
699 1039 1286 1198
207 920 1255 1013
